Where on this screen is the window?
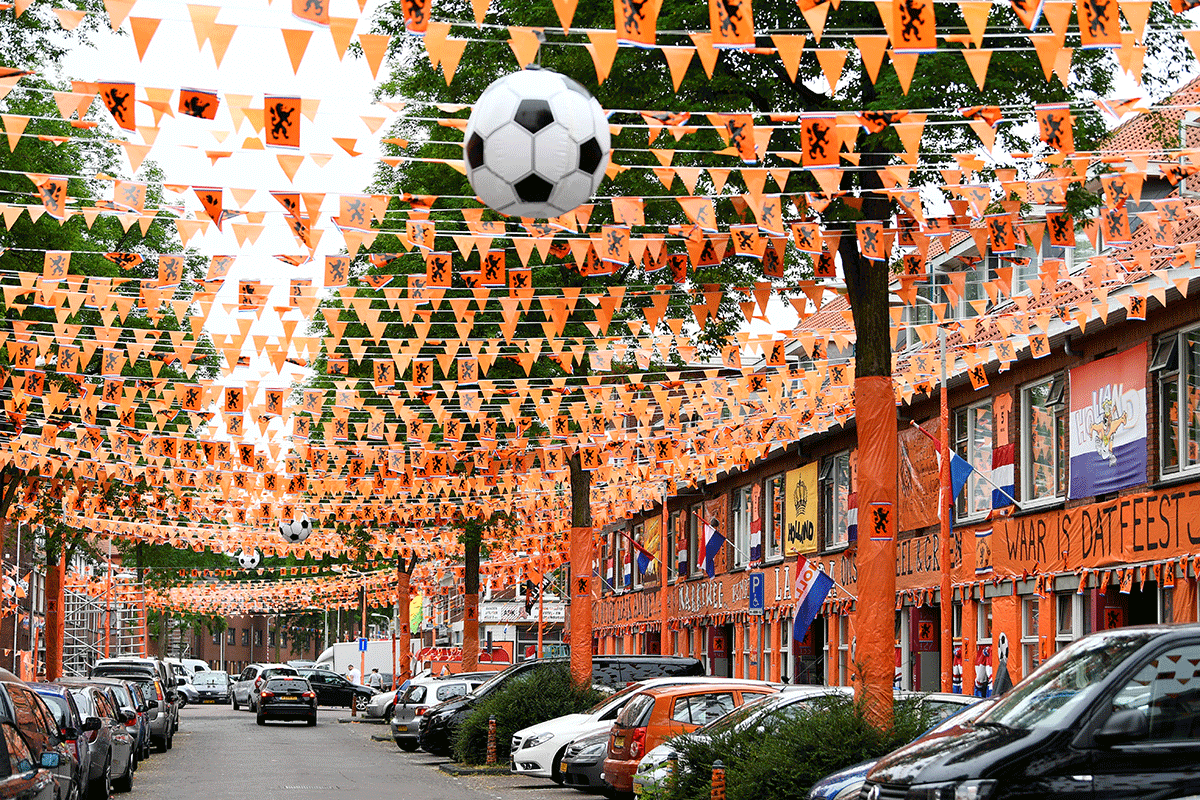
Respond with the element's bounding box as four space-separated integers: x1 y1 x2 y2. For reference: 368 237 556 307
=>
212 632 220 645
742 622 752 677
1111 643 1200 741
820 452 851 549
1155 329 1200 477
1021 597 1040 676
1 723 32 777
632 523 644 589
254 629 263 647
688 503 702 578
977 598 993 644
667 511 679 583
765 475 785 561
780 614 793 681
1021 376 1067 504
241 629 249 647
955 401 993 520
226 628 235 645
951 600 963 638
730 486 752 569
837 615 849 685
671 693 735 725
1056 592 1093 651
268 630 276 647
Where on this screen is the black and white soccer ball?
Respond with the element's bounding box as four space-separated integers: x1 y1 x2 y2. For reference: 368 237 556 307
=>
235 549 261 569
464 67 610 219
279 515 313 544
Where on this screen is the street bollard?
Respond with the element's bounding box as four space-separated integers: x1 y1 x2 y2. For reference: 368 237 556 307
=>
666 751 679 792
711 759 726 800
486 715 497 765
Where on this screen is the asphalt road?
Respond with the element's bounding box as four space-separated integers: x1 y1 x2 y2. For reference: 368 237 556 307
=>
131 703 597 800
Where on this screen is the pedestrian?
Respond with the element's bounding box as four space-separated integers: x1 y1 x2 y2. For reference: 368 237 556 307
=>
367 668 383 690
346 663 361 685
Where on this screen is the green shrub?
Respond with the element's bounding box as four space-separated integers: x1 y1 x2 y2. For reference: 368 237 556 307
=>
452 664 605 764
664 695 940 800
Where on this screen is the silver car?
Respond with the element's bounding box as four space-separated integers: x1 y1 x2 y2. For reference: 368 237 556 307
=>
232 664 298 712
391 677 485 751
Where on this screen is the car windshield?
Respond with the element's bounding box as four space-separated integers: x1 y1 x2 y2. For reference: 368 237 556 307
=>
587 682 645 715
194 673 227 686
977 630 1155 730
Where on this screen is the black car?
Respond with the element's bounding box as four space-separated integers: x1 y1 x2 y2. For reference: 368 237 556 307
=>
296 669 376 711
418 656 703 756
864 624 1200 800
560 730 608 790
256 678 317 726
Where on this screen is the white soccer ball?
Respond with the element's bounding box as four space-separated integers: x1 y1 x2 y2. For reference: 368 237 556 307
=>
236 549 261 569
279 515 313 544
464 67 610 219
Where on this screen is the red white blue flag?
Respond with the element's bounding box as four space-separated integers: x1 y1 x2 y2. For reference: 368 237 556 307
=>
793 555 834 642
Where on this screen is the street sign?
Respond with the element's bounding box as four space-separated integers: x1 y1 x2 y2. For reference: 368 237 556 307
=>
748 572 764 615
358 637 368 652
541 644 569 658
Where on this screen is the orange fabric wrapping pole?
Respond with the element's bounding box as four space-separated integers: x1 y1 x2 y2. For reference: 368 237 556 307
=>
660 486 670 655
462 594 479 673
852 375 897 724
45 557 64 681
397 567 411 687
939 328 953 693
569 526 593 687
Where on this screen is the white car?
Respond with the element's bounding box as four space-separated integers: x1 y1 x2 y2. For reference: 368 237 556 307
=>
366 686 402 719
510 677 781 784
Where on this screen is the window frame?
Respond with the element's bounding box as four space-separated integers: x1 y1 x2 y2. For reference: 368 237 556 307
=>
955 400 994 522
764 474 785 563
632 522 645 590
1021 596 1040 677
1154 327 1200 479
1021 374 1068 507
729 485 752 570
688 503 702 578
820 451 852 551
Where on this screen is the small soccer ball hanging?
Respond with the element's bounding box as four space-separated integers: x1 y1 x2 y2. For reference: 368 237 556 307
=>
279 515 313 544
464 67 610 219
236 549 261 569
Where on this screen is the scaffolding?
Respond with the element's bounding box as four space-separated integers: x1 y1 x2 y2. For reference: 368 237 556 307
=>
62 581 146 677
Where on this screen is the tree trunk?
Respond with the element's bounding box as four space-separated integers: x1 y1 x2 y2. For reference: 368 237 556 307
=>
840 86 898 726
568 453 593 688
461 533 480 673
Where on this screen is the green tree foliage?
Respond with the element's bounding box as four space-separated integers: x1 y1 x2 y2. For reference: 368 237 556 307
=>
453 663 605 763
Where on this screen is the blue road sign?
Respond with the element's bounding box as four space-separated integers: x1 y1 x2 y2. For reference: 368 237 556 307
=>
358 637 368 652
748 572 764 615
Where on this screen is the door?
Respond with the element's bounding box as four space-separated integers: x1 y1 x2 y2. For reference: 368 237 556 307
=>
709 627 732 678
305 674 332 706
326 675 354 706
1090 639 1200 799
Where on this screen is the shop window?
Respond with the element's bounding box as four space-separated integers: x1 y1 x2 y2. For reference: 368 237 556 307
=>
742 623 752 677
955 401 993 520
780 615 793 681
667 511 680 583
1055 591 1093 652
688 503 702 578
632 522 645 590
671 630 680 656
1153 329 1200 477
730 486 752 570
951 600 963 638
820 452 851 549
977 598 993 644
1021 597 1040 676
762 622 772 681
1021 375 1067 504
765 474 785 562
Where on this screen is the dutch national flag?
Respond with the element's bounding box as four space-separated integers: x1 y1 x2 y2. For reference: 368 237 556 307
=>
793 555 835 642
698 512 725 578
991 443 1015 512
847 493 858 542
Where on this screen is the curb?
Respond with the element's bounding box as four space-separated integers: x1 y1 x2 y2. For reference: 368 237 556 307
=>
438 763 511 777
338 717 386 724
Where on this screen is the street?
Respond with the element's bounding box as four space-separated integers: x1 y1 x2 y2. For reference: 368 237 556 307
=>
133 703 591 800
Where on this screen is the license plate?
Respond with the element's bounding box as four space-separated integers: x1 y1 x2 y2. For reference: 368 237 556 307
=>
614 736 624 749
396 724 408 731
283 696 298 701
560 760 567 774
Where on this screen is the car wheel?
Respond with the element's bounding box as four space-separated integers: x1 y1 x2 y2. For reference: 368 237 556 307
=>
249 699 257 713
397 740 419 752
89 756 111 800
354 695 369 712
112 752 134 793
177 696 187 709
551 745 569 784
256 713 265 726
232 695 240 711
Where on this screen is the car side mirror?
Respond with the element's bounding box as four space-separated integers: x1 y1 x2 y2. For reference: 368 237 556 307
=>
39 752 60 769
81 717 102 733
139 704 150 714
118 710 137 725
1095 708 1148 746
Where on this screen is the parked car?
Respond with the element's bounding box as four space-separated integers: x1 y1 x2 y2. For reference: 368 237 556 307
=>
82 679 148 774
0 671 73 800
603 681 778 794
172 674 198 708
30 684 90 800
61 684 131 799
561 730 611 791
809 699 990 800
862 626 1200 800
192 671 232 704
90 661 176 750
419 656 704 757
513 677 782 784
231 664 299 712
124 683 153 761
0 723 58 799
256 676 317 727
295 669 377 712
391 676 487 751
